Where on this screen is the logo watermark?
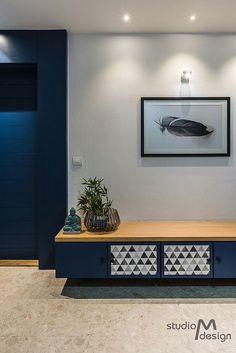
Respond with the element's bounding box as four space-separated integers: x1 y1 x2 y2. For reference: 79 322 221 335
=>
166 319 232 342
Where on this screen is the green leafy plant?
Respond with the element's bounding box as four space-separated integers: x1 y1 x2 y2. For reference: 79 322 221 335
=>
77 177 113 216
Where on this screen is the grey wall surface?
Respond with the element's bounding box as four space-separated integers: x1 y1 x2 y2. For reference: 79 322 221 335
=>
68 33 236 220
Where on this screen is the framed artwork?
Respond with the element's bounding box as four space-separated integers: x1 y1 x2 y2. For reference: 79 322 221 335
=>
141 97 230 157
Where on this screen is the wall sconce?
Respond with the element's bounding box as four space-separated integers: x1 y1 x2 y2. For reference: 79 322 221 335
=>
181 69 192 83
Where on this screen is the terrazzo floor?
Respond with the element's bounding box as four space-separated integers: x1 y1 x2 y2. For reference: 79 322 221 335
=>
1 267 236 352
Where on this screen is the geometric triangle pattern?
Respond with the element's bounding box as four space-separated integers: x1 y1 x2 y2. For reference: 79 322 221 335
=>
111 245 157 276
164 244 211 276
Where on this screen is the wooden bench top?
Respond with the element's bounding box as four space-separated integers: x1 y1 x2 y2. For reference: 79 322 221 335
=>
55 220 236 242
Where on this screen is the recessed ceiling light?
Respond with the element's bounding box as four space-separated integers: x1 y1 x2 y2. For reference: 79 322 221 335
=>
190 15 196 21
123 14 131 22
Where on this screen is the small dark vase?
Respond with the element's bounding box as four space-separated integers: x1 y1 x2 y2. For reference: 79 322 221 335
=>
84 208 120 232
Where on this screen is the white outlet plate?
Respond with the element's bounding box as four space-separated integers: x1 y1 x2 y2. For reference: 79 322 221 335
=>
72 156 83 167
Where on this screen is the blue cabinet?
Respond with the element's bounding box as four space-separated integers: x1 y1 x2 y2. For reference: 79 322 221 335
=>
55 240 236 280
214 242 236 278
55 243 107 278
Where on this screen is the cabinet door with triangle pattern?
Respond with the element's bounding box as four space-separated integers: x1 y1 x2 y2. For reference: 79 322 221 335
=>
109 243 160 278
162 243 213 278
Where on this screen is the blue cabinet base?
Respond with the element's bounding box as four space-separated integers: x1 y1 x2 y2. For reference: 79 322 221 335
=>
55 241 236 280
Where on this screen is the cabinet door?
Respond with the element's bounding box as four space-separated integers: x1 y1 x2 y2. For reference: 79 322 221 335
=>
108 243 160 278
55 242 107 278
214 242 236 278
162 242 213 278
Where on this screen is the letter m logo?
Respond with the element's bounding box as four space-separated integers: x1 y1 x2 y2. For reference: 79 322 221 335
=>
195 319 217 340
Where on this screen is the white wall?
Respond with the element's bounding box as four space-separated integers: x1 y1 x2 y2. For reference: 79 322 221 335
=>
68 33 236 220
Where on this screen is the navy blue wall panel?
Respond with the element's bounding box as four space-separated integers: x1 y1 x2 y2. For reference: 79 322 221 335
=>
0 63 37 259
0 30 67 267
0 112 36 125
0 125 35 139
0 179 34 193
0 31 37 62
0 208 34 221
0 140 34 153
1 221 34 234
0 153 34 167
0 193 33 207
0 166 34 180
0 247 36 259
0 63 37 110
37 30 67 269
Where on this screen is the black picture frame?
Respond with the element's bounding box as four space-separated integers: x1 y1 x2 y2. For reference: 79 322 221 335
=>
141 97 230 157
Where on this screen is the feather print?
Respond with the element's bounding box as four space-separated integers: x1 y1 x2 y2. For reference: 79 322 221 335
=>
154 116 214 137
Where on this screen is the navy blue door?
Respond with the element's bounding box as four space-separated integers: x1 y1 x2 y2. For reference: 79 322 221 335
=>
55 243 108 278
214 242 236 278
0 64 37 259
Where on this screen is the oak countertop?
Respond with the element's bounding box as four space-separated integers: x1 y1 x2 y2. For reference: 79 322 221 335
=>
55 220 236 242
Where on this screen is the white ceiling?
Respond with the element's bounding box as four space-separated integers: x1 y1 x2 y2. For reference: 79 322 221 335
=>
0 0 236 33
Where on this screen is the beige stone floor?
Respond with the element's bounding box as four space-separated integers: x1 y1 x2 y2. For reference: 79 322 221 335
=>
1 267 236 353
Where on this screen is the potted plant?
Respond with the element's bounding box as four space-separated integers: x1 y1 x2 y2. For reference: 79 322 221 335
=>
77 177 120 232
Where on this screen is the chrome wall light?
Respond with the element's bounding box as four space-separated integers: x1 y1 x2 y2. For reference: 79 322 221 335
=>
181 69 192 83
